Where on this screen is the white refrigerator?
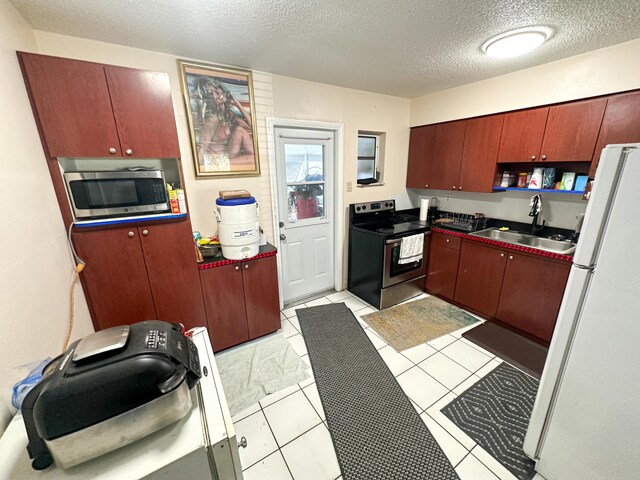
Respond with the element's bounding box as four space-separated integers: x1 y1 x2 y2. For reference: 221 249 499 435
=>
523 144 640 480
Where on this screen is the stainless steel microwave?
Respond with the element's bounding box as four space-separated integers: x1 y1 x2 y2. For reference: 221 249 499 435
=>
63 170 170 219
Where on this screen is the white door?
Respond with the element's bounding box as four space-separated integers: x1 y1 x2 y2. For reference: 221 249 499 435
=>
275 127 335 303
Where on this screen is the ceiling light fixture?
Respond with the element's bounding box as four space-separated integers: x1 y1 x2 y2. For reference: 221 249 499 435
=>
481 26 552 59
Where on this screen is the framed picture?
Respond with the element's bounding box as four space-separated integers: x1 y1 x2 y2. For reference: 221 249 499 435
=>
178 60 260 177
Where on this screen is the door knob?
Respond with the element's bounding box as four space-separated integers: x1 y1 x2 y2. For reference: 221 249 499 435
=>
109 147 117 155
238 436 247 449
280 233 286 241
125 148 134 156
279 221 284 228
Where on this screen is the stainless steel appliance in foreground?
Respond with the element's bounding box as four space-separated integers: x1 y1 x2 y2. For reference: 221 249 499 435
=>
22 321 202 470
523 144 640 480
348 200 430 309
1 326 244 479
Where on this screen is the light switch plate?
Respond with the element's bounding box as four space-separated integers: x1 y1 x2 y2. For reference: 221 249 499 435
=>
347 181 353 192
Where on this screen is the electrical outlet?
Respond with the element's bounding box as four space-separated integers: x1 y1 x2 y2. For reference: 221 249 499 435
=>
445 194 451 203
347 181 353 192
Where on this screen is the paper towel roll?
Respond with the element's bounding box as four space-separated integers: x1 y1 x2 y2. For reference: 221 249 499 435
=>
419 198 429 221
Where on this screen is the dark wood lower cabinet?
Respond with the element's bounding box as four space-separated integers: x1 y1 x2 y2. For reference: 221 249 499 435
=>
200 254 281 352
431 235 571 344
426 232 461 300
73 220 205 331
200 264 249 351
496 253 570 343
454 241 507 317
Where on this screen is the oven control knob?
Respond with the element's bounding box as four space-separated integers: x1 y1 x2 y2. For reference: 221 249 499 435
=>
361 205 367 210
356 206 361 211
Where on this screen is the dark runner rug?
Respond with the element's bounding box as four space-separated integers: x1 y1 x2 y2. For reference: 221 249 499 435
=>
463 321 548 379
441 362 539 480
296 302 459 480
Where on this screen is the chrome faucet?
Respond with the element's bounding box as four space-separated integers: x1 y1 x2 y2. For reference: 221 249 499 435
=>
529 194 546 235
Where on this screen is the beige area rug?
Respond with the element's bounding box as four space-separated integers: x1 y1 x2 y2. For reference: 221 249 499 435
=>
362 296 480 352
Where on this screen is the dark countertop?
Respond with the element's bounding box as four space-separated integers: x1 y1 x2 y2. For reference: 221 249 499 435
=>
398 208 574 263
198 243 277 270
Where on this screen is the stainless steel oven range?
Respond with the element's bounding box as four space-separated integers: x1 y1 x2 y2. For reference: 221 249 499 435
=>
348 200 430 309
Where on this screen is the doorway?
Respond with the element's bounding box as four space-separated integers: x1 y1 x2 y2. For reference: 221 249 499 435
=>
272 125 340 304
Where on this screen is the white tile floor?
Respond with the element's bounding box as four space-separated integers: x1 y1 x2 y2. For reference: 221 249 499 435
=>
230 290 544 480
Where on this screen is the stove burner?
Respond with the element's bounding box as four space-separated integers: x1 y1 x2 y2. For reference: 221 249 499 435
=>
376 227 395 234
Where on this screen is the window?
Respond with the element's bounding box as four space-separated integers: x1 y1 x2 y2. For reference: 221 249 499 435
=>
357 131 385 185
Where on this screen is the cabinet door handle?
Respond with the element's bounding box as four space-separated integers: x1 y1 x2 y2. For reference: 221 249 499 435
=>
142 229 149 236
109 147 117 155
452 186 457 190
234 265 240 271
541 155 547 161
125 148 134 156
531 155 536 160
509 255 514 260
425 184 429 188
128 231 135 237
445 239 450 243
458 186 463 190
244 264 249 270
500 253 505 257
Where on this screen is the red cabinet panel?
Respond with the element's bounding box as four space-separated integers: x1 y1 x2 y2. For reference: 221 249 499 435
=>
590 92 640 176
460 115 504 192
431 120 467 190
18 52 122 158
425 232 461 300
105 66 180 158
541 98 607 162
140 221 206 330
496 253 570 343
200 264 249 352
454 241 507 318
497 107 548 163
243 256 281 339
72 228 156 330
406 125 436 189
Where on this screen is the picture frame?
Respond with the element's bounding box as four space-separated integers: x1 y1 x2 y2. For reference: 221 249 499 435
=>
177 60 260 177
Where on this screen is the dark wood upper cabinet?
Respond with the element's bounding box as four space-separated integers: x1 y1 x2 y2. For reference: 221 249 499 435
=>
497 107 549 163
590 91 640 177
105 66 180 158
140 221 206 330
540 98 607 162
18 52 122 158
459 115 504 192
17 52 180 159
496 253 570 343
406 125 436 189
242 255 281 339
454 240 507 318
431 120 467 190
72 228 157 330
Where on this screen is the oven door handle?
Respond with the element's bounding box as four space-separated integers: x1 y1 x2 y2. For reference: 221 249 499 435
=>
385 238 403 245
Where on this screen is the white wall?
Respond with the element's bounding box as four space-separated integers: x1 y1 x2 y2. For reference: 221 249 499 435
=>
408 39 640 229
0 4 93 370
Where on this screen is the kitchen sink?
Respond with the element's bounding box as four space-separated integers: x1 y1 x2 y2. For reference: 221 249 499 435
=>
471 228 525 242
471 228 576 255
517 236 576 254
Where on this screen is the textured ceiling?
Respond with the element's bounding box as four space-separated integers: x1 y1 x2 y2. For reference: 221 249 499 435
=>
10 0 640 98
